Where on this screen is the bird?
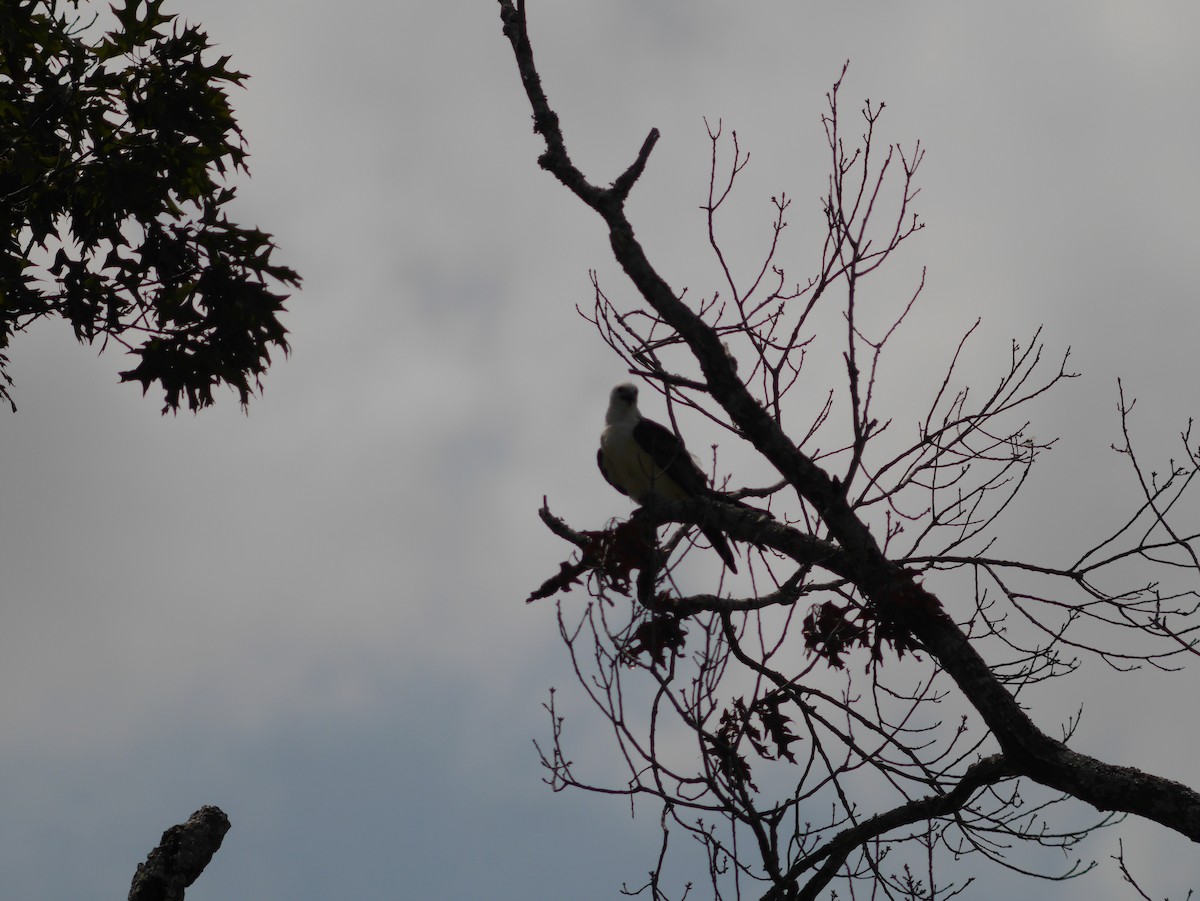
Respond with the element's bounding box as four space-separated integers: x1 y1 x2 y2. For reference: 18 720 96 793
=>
598 382 738 572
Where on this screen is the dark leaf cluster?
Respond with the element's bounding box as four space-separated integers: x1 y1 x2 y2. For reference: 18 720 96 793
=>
802 591 926 669
623 614 687 668
709 694 801 793
709 700 758 791
801 600 871 669
529 519 658 603
753 692 799 763
0 0 298 412
590 519 658 588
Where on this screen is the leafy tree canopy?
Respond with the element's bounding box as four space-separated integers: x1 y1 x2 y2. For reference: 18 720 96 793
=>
0 0 298 412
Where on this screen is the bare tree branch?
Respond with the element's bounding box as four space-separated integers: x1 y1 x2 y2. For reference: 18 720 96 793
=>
499 3 1200 897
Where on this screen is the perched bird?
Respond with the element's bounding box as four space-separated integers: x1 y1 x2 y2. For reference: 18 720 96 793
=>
598 382 738 572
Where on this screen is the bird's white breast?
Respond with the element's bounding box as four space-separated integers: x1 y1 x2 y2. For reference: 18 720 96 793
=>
600 422 687 503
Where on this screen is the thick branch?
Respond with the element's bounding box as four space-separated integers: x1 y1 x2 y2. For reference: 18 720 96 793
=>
764 755 1018 901
635 496 851 579
498 0 614 212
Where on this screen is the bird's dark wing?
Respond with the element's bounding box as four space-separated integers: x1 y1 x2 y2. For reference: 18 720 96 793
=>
635 418 738 572
634 417 709 496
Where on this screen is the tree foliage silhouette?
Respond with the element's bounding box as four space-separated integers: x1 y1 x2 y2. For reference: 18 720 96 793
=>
0 0 297 413
5 2 279 897
501 3 1200 899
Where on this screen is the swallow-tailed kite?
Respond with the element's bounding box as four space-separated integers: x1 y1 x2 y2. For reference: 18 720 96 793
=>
598 382 738 572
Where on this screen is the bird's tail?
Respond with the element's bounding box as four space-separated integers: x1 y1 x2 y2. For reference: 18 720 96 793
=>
700 523 738 573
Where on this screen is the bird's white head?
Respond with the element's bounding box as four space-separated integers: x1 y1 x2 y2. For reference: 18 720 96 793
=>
606 382 641 425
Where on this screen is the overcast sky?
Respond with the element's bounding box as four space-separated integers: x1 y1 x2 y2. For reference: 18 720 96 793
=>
2 2 1199 899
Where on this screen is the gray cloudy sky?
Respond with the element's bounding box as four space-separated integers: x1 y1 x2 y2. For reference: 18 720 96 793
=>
2 2 1199 899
